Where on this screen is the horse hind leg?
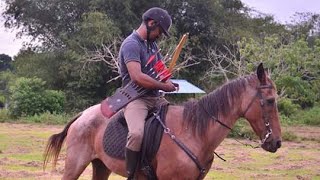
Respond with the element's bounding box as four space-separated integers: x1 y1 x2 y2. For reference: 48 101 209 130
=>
91 158 111 180
62 145 93 180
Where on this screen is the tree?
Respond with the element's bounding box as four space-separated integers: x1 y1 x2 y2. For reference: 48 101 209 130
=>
287 12 320 39
0 71 16 109
0 54 12 71
2 0 292 110
3 0 92 48
237 35 320 108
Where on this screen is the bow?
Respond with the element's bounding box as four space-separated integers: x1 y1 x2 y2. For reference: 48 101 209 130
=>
168 33 189 73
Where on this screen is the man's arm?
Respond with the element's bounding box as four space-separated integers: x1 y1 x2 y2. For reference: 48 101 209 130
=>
126 61 176 92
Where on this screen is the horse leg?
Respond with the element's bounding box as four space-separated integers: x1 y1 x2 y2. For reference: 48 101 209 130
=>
62 145 92 180
92 158 111 180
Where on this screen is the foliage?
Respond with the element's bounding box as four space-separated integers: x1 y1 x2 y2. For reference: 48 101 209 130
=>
3 0 92 47
21 112 71 125
13 51 64 89
9 77 65 118
238 35 320 108
0 71 16 109
228 119 255 140
65 11 120 51
290 106 320 126
281 131 299 142
287 12 320 39
0 109 10 122
277 98 300 117
0 54 13 71
2 0 319 111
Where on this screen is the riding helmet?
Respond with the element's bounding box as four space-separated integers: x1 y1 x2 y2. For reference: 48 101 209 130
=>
142 7 172 37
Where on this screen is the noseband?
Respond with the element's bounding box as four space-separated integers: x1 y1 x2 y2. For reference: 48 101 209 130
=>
242 84 274 145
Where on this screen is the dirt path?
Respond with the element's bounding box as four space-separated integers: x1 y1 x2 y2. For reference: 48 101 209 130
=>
0 123 319 179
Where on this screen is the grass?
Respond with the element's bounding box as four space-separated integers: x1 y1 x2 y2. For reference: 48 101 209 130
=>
0 123 319 179
281 131 299 141
0 110 319 179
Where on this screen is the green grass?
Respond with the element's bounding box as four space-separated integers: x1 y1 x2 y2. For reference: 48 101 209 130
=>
0 110 73 125
0 116 319 179
281 131 299 141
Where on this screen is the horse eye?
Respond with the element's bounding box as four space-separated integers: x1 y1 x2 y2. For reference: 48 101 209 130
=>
266 98 275 105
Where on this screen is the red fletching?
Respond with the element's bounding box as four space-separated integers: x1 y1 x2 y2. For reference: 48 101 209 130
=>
145 49 161 66
159 69 172 82
146 54 156 66
153 61 165 73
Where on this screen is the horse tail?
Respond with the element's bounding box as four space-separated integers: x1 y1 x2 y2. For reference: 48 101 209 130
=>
43 112 82 171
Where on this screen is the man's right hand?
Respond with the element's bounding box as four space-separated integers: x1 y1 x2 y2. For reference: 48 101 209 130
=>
162 81 177 92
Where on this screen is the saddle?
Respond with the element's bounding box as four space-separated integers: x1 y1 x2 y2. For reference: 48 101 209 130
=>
102 104 169 179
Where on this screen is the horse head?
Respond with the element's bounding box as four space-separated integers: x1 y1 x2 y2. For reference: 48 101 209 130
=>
241 63 282 153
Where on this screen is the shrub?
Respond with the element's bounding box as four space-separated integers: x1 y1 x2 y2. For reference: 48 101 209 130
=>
228 119 255 140
0 109 10 122
276 76 316 108
9 77 65 118
291 106 320 126
277 98 300 117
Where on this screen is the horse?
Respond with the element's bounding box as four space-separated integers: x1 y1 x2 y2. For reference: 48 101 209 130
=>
43 63 282 179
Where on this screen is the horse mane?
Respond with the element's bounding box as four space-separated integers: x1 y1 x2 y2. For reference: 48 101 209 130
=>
182 74 257 137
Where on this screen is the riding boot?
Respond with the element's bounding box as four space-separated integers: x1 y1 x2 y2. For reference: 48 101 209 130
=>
125 148 140 180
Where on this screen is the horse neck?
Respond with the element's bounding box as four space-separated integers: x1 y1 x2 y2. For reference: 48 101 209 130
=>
203 93 244 153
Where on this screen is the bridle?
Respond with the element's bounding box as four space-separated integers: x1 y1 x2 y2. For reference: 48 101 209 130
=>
242 84 274 144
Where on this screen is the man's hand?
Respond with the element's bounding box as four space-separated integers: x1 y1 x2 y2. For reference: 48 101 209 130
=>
162 81 177 92
172 82 179 91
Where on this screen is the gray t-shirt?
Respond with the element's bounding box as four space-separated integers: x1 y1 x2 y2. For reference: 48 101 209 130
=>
119 31 163 97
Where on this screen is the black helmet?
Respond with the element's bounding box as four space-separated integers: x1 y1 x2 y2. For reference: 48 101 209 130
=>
142 7 172 37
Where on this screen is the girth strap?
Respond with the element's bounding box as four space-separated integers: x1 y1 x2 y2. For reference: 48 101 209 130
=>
154 112 208 179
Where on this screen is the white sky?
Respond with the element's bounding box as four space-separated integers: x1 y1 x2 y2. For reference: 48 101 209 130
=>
0 0 319 57
241 0 320 23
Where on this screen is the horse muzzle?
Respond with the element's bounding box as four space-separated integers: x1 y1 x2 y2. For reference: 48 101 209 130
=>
261 139 281 153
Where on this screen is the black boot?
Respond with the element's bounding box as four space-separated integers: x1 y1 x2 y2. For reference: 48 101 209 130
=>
125 148 140 180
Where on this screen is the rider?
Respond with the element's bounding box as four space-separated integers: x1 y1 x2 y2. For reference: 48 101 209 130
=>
119 7 177 179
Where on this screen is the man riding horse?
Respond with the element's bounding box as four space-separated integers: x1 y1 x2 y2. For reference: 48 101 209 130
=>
43 7 282 180
118 7 177 179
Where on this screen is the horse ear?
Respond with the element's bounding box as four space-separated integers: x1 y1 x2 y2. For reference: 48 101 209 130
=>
257 63 267 85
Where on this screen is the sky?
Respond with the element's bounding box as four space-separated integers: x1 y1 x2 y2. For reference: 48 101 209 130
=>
0 0 319 57
241 0 320 23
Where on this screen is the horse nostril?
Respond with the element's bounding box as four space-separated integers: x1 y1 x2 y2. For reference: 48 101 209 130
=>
276 140 282 148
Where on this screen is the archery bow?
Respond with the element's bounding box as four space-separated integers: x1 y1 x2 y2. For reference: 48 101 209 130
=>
168 33 189 73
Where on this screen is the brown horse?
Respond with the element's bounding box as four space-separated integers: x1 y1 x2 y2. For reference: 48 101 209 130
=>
43 63 281 180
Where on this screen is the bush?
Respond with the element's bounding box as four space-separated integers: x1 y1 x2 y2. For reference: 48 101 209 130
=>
0 109 10 122
279 113 293 126
277 98 300 117
291 106 320 126
9 77 65 118
276 76 316 108
228 119 255 140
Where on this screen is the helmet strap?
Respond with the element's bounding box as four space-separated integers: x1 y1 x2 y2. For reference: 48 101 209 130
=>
145 20 158 53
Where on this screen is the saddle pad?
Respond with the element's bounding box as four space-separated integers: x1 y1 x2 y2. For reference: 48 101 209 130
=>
102 104 168 160
103 117 128 159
